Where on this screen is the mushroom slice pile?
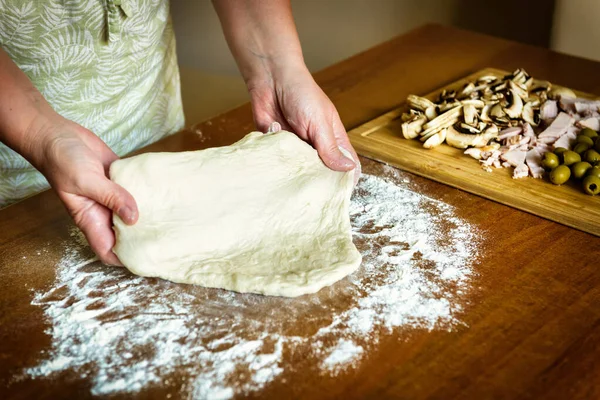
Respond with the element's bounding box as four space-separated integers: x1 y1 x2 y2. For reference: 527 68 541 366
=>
400 68 599 180
403 68 554 150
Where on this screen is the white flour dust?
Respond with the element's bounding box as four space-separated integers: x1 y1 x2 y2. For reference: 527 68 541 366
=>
25 168 481 398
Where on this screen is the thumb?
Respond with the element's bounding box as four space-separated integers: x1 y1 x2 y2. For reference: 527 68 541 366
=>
83 177 139 225
311 126 356 171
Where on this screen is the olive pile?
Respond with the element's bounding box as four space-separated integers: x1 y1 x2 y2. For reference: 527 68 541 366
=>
542 128 600 195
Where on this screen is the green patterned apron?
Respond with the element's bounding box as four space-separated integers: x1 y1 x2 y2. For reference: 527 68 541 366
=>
0 0 185 208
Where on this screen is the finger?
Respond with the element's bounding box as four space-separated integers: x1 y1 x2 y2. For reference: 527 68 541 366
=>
332 115 362 184
248 88 292 133
61 193 123 266
82 206 122 266
252 105 291 133
309 116 356 172
81 176 139 225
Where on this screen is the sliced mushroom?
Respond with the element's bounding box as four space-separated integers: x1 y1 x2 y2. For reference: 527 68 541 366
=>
401 112 415 122
522 102 539 127
459 122 481 134
490 103 506 118
461 99 485 108
423 128 447 149
480 104 492 122
463 104 478 125
548 86 576 100
459 82 476 99
525 94 541 107
504 89 524 119
407 94 435 111
401 115 427 139
425 105 438 121
439 101 461 113
509 80 528 100
511 68 528 85
490 81 507 92
483 124 499 135
420 105 463 136
477 75 499 84
524 76 534 89
446 125 497 149
531 81 551 93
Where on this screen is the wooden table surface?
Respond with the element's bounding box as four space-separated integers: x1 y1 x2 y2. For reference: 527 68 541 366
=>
2 24 600 399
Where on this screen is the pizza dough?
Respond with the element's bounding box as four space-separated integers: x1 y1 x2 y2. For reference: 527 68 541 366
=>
110 130 361 297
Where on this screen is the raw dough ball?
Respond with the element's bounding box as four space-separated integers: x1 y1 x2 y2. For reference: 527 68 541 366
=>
110 130 361 297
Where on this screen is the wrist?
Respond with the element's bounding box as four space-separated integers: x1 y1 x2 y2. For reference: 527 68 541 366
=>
245 54 308 92
21 108 67 171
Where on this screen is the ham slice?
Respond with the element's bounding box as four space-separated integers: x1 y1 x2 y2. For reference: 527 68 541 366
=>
464 148 482 160
540 100 558 121
501 148 527 167
577 117 600 131
537 136 559 144
559 97 600 114
525 148 544 179
522 123 535 137
498 127 523 140
513 163 529 179
481 150 502 167
552 130 576 150
538 112 574 138
535 143 552 153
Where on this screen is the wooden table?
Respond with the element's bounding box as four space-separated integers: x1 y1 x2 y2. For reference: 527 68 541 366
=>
2 24 600 399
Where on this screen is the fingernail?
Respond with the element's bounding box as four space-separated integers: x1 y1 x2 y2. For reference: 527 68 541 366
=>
338 146 356 168
267 122 281 133
119 207 137 224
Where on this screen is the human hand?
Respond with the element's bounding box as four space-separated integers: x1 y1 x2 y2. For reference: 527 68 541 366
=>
32 116 138 265
247 64 361 180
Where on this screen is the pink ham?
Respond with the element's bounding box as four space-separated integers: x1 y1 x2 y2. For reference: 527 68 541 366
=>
538 112 574 139
525 148 544 179
552 130 577 150
577 117 600 131
537 136 559 144
535 143 552 153
540 100 558 121
513 163 530 179
498 127 523 140
522 123 535 137
559 97 600 114
500 148 527 167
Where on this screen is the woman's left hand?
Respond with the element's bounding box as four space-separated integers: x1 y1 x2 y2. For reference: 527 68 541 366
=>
247 64 361 179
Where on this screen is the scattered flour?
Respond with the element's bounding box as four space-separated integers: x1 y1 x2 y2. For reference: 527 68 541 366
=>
24 167 481 398
322 339 364 375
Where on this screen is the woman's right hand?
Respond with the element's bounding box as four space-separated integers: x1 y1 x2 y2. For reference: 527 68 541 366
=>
0 47 136 264
33 115 138 265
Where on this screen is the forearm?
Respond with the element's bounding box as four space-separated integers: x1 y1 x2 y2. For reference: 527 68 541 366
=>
212 0 306 86
0 47 58 167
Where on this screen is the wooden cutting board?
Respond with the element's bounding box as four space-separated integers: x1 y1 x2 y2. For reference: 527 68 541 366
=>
348 68 600 237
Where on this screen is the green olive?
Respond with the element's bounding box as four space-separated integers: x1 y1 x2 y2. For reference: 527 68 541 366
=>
571 161 592 179
562 150 582 166
582 175 600 195
580 128 599 139
573 142 591 155
554 147 568 156
596 138 600 153
542 152 559 170
576 135 595 147
584 149 600 164
549 165 571 185
587 166 600 179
